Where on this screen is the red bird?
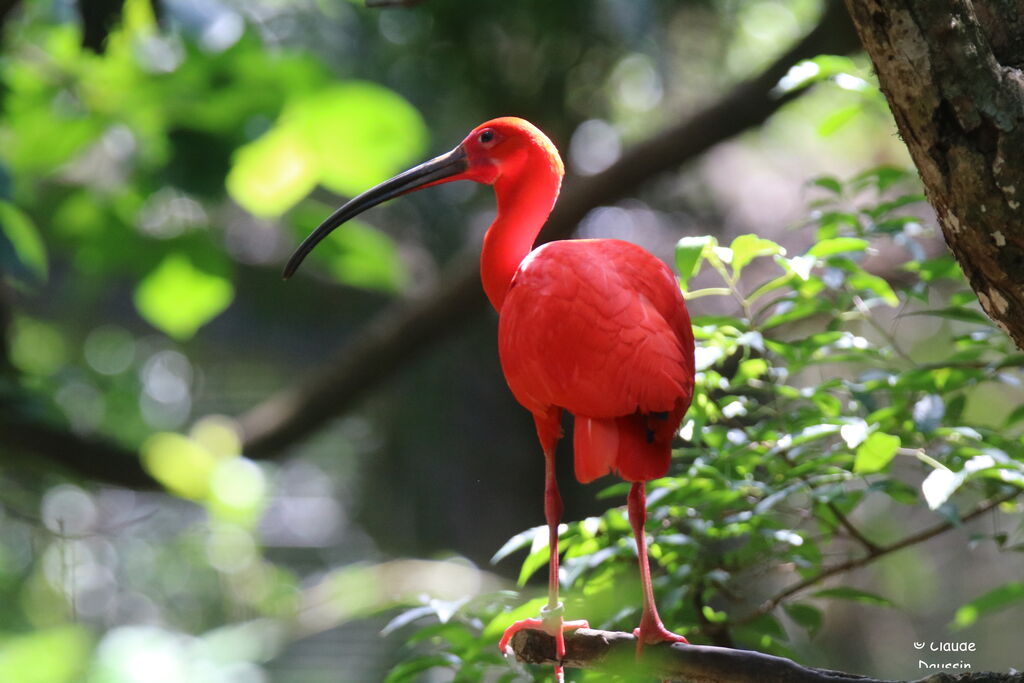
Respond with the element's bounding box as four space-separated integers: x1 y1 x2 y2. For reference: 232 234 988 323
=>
285 117 695 681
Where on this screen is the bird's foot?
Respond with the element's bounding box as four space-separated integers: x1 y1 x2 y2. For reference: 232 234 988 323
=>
499 603 588 682
633 618 688 657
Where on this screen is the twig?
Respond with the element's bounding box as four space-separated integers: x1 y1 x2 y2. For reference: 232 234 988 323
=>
0 410 160 489
508 626 1021 682
826 500 881 553
239 0 860 457
735 489 1021 627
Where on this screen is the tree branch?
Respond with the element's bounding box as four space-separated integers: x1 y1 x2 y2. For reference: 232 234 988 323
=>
239 0 859 457
0 410 160 489
736 489 1021 627
508 627 1019 682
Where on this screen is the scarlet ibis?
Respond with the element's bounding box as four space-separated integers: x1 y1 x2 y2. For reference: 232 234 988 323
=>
284 117 695 680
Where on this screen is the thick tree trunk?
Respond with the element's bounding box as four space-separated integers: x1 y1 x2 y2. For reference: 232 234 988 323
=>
842 1 1024 347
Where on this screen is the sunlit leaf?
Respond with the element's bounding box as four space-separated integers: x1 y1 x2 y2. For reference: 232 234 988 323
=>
141 432 217 499
482 597 548 643
675 235 715 287
848 271 898 306
317 219 406 292
292 82 429 198
134 254 234 339
852 166 912 192
491 524 545 565
730 234 783 275
817 104 860 137
807 237 869 259
951 582 1024 630
0 200 47 283
0 625 91 683
9 317 67 377
810 176 842 194
853 431 900 474
774 55 862 93
227 125 319 218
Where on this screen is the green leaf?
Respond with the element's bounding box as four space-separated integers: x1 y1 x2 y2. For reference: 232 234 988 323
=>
518 542 552 586
813 587 894 607
951 582 1024 630
675 235 715 287
482 597 548 642
848 271 899 306
774 55 861 93
294 82 429 198
0 625 91 683
853 432 900 474
730 234 783 275
0 200 47 283
869 479 918 505
852 166 912 192
491 525 544 565
317 220 406 292
784 603 823 636
385 654 460 683
900 307 990 325
134 254 234 339
227 82 427 217
807 237 869 259
227 125 320 218
817 104 860 137
809 176 842 194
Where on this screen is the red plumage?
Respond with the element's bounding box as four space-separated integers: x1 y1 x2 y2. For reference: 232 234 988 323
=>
498 239 694 483
287 117 697 680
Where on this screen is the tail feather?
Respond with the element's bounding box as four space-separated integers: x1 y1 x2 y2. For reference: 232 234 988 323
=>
573 416 617 483
573 407 681 484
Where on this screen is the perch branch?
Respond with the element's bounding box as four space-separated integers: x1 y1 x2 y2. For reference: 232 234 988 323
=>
239 0 859 457
508 627 1018 683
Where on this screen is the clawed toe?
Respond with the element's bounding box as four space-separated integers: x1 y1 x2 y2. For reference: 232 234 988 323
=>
499 607 589 682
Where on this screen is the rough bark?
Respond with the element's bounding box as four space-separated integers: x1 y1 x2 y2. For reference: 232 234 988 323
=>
843 0 1024 348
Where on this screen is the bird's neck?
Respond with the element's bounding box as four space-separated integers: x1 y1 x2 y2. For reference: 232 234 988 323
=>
481 165 562 311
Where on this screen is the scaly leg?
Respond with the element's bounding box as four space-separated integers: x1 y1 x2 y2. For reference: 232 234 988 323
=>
500 422 588 681
628 481 688 656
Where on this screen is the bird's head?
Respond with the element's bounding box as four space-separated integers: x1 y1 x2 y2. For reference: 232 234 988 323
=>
283 117 562 279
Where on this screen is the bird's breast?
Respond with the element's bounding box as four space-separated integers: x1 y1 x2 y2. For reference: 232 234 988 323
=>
497 239 694 420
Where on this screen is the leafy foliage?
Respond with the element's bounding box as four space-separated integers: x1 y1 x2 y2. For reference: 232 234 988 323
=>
2 1 1023 681
384 170 1024 680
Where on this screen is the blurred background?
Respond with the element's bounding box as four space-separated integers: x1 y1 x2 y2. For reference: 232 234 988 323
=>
1 0 1022 681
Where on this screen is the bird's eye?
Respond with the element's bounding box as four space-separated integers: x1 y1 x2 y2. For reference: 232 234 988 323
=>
479 130 495 144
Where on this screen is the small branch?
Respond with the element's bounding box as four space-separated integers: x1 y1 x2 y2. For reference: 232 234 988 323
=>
510 627 964 683
0 410 160 489
737 489 1021 626
826 501 881 553
240 0 859 457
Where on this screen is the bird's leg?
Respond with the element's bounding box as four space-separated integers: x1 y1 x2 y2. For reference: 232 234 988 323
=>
628 481 688 656
499 445 588 681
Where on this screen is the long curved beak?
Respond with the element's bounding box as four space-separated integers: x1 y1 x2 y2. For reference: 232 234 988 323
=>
283 145 469 279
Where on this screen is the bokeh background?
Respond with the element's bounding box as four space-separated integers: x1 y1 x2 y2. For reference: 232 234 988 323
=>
1 1 1022 681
